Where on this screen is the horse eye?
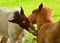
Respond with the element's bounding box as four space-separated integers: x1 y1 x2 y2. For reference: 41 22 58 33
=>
22 20 25 23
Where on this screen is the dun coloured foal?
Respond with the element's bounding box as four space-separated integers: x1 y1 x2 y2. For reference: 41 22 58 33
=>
28 3 60 43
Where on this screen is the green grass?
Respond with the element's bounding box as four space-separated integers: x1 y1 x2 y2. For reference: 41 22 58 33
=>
0 0 60 43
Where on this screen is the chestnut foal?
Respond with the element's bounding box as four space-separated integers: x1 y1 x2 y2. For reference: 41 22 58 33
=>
9 7 37 36
28 3 60 43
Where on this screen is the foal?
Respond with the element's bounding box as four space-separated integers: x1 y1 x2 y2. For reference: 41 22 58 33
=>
9 7 37 36
0 8 28 43
28 3 60 43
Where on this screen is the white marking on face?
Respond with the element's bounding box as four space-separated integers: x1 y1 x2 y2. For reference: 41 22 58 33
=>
22 21 25 23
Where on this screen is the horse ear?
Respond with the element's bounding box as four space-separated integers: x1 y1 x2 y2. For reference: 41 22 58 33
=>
39 3 43 9
20 7 25 16
8 19 16 23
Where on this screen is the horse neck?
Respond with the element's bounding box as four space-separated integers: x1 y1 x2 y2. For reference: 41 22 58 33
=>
36 14 52 29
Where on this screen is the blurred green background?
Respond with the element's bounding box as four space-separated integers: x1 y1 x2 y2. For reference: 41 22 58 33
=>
0 0 60 43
